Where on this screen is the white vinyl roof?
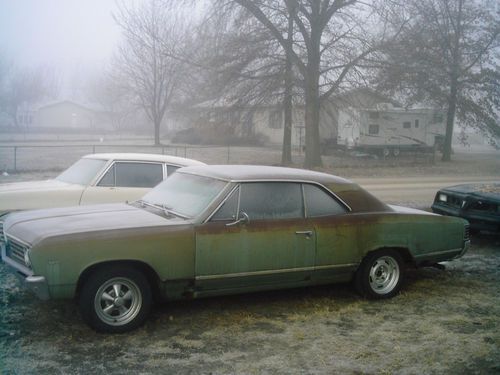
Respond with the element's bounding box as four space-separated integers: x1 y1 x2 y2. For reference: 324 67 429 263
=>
83 153 206 167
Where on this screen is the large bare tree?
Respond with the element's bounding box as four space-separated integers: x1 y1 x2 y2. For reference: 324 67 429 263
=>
232 0 387 167
376 0 500 160
113 0 187 145
194 6 298 164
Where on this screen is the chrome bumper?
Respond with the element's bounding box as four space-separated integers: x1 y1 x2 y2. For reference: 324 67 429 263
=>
1 243 50 300
454 240 470 259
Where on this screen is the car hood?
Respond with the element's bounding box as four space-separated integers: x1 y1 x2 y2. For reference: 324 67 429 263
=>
3 203 186 245
0 179 79 193
442 183 500 201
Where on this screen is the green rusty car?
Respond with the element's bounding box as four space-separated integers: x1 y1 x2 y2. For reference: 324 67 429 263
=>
1 165 470 332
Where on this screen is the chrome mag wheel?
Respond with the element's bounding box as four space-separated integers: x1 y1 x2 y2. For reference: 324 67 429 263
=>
94 277 143 326
368 256 400 295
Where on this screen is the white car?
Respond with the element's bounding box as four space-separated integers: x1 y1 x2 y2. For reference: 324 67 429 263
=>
0 153 205 215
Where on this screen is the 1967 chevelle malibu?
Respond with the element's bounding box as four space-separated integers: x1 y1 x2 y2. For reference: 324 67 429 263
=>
1 165 469 332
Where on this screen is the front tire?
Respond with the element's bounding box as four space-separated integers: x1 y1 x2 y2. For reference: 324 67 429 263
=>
355 250 404 299
79 266 152 333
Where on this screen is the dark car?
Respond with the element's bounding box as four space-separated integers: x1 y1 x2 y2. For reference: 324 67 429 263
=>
432 183 500 233
2 165 469 332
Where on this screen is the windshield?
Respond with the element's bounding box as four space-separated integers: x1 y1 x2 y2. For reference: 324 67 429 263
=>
56 158 108 185
141 172 227 218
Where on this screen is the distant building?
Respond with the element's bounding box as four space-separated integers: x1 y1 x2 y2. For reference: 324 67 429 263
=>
32 100 111 131
175 88 404 147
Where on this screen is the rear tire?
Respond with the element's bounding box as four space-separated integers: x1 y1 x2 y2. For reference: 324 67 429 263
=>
79 266 152 333
355 250 404 299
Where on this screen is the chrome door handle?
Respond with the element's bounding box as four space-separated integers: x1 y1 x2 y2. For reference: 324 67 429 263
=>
295 230 313 238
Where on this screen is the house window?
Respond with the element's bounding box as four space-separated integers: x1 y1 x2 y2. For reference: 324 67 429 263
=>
415 119 419 128
368 112 380 119
433 113 444 123
369 124 379 135
403 121 411 129
268 110 283 129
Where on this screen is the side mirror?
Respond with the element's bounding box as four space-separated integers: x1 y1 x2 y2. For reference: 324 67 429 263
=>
226 212 250 227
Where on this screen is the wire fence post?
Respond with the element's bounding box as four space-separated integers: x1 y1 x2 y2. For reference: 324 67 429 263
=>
92 145 96 154
14 146 17 172
227 145 230 163
184 146 187 158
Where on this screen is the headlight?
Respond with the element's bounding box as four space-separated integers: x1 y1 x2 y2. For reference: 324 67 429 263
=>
24 248 32 268
438 193 447 202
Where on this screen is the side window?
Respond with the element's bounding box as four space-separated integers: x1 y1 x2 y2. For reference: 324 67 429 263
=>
403 121 411 129
303 184 347 217
211 187 239 221
114 162 163 188
98 162 164 188
167 165 180 176
97 165 115 187
239 182 303 220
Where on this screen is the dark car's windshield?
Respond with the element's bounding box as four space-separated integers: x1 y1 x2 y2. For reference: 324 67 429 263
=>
141 172 227 218
56 158 108 185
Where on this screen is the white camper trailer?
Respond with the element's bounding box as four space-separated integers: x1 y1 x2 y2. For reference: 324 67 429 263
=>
337 105 446 156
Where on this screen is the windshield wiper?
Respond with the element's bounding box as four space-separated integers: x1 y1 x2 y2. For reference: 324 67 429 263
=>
136 200 190 219
160 204 190 219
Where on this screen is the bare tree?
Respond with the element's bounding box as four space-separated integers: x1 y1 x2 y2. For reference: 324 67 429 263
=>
0 63 59 127
113 0 187 145
86 71 135 131
229 0 391 167
376 0 500 160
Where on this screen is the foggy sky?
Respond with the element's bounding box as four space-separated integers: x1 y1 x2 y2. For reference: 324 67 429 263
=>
0 0 120 70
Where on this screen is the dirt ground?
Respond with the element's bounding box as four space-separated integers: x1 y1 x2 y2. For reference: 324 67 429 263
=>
1 234 499 374
0 147 499 374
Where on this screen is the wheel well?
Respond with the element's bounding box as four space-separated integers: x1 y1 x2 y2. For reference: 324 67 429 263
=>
365 247 415 266
75 260 163 302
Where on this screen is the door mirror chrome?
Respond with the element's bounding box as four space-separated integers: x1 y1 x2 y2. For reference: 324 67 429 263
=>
226 212 250 227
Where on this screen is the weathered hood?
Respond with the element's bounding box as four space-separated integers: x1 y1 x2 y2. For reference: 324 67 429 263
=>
442 183 500 201
0 179 85 212
0 179 77 193
3 203 186 245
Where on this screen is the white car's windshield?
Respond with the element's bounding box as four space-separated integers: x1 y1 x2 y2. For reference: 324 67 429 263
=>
56 158 108 185
141 172 227 218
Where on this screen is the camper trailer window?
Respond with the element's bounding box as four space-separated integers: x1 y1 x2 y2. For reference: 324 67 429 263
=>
403 121 411 129
269 110 283 129
369 124 379 135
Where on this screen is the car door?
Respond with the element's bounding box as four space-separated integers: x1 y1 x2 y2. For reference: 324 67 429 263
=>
80 161 164 204
301 183 360 282
195 182 316 292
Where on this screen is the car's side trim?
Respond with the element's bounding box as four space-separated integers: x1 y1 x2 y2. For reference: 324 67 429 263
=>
195 263 359 281
413 247 463 259
314 263 359 271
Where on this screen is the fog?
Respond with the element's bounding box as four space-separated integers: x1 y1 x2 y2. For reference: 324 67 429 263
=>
0 0 119 70
0 0 498 168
